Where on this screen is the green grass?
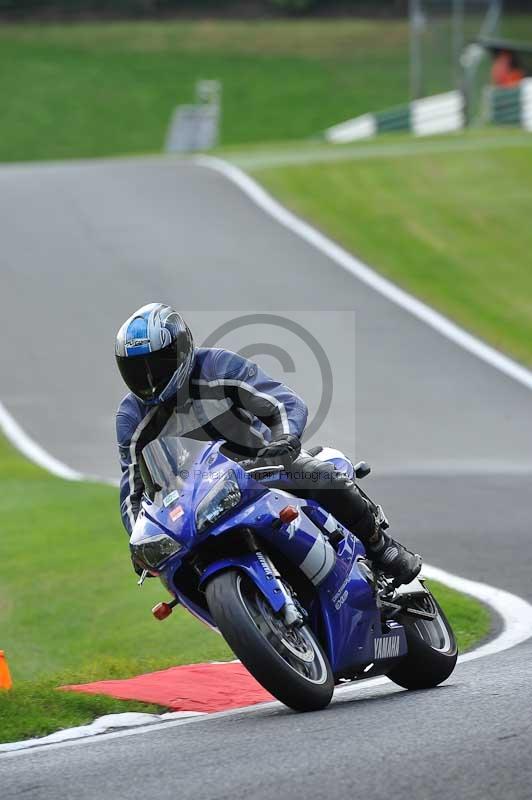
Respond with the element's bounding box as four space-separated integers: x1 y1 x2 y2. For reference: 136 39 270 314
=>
0 578 490 745
0 428 490 743
0 18 411 162
0 434 232 682
425 579 491 654
0 13 519 746
0 682 166 746
0 433 232 742
2 16 532 163
254 131 532 367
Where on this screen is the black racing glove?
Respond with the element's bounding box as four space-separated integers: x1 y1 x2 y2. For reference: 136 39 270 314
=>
256 434 301 468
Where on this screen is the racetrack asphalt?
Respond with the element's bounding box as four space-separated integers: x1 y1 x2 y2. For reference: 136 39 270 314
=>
1 157 531 799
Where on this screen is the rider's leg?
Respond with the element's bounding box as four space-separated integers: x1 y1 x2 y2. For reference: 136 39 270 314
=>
284 454 422 586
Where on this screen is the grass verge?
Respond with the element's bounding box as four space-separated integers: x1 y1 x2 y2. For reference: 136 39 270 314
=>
425 579 491 654
0 433 231 743
0 431 490 744
253 131 532 367
0 577 490 744
1 15 531 163
0 19 409 162
0 682 165 746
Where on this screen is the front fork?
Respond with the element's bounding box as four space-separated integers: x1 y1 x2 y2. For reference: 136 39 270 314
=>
256 550 303 627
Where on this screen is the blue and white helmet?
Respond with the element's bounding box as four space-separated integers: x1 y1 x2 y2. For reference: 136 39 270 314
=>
115 303 195 406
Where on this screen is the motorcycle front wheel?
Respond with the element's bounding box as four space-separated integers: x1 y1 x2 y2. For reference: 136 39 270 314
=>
387 591 458 690
205 569 334 712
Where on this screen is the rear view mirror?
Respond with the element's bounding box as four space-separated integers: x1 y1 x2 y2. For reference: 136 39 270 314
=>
354 461 371 480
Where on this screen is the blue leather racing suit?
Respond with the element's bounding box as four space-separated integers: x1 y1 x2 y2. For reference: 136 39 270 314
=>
116 347 376 542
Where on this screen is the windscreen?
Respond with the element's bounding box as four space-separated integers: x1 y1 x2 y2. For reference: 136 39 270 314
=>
140 437 210 502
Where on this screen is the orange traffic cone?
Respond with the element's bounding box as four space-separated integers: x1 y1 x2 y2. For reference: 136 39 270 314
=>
0 650 13 690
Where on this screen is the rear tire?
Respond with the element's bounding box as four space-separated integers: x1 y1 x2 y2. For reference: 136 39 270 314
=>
205 569 334 712
387 592 458 690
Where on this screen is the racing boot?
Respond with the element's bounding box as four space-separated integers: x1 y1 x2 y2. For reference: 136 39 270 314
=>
366 526 422 587
339 485 422 587
278 453 422 586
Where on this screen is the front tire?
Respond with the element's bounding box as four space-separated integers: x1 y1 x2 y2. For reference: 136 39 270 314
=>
387 592 458 690
205 569 334 712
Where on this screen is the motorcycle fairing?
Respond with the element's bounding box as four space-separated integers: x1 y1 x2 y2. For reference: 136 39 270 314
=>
136 438 408 677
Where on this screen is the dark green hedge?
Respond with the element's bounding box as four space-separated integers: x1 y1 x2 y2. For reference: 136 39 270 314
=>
0 0 404 15
0 0 527 17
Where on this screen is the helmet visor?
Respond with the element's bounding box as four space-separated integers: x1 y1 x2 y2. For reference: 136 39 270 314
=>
116 340 182 403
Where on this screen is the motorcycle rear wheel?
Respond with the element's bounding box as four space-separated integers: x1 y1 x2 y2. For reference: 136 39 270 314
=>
387 592 458 690
206 569 334 712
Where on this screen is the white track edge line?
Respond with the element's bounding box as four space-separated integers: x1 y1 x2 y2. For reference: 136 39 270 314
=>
2 155 532 479
194 155 532 393
0 401 84 481
2 562 532 757
0 401 118 486
2 156 532 756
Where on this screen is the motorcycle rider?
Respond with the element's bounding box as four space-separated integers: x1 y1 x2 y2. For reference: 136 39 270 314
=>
115 303 422 586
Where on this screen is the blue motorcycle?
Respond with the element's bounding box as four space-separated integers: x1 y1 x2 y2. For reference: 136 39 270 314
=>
130 436 457 711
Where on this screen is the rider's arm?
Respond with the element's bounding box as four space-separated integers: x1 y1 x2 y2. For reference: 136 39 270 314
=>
206 349 308 440
116 401 146 537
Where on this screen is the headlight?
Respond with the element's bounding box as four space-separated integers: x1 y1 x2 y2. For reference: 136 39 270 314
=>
130 534 182 572
195 470 241 533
